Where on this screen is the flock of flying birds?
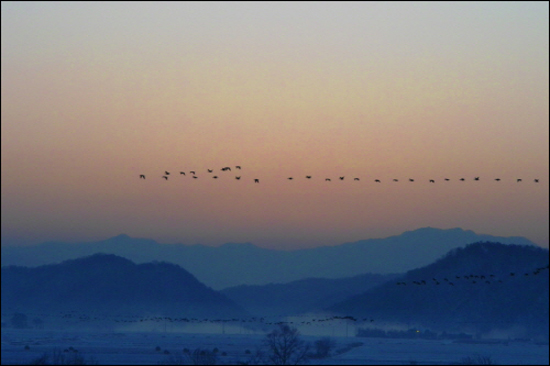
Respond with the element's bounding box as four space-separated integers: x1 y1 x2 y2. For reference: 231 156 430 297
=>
139 166 541 184
396 263 549 287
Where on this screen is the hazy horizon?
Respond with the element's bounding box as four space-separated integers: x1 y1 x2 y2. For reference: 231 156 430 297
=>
2 2 548 250
1 226 547 250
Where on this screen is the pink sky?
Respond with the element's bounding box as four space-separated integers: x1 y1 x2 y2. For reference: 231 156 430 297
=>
1 2 548 248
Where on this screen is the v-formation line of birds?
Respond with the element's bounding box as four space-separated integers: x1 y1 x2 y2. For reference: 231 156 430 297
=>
139 166 541 184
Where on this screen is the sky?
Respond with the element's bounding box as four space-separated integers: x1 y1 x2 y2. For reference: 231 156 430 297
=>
2 2 549 249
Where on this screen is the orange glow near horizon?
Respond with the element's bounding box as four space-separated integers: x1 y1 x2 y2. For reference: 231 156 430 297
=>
2 2 548 248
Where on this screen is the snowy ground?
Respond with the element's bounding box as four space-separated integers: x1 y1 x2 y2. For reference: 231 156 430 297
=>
2 328 548 365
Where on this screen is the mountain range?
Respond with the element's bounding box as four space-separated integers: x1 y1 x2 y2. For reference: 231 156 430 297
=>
221 272 401 317
2 241 547 340
1 253 247 319
1 227 537 289
330 242 549 340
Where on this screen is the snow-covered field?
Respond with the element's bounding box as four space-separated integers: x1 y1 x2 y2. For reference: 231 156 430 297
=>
2 328 548 365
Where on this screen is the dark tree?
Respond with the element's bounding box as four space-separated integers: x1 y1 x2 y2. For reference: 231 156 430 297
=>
265 324 310 365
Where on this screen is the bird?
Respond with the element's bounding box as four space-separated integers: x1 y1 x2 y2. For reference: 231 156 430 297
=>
459 178 465 181
409 179 414 182
534 179 539 183
235 176 241 180
474 177 480 181
429 180 435 183
213 176 218 179
393 179 399 182
517 179 522 182
354 178 360 181
190 171 196 175
444 178 450 181
325 178 331 181
495 178 500 181
375 179 381 183
254 179 259 183
165 171 170 175
288 177 293 180
192 176 198 179
306 176 312 179
236 166 241 169
207 169 213 173
180 172 186 175
162 176 168 180
222 167 231 171
339 177 344 180
139 175 146 179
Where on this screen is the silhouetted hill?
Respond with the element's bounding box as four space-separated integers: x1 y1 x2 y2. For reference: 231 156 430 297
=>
1 228 538 289
330 242 549 339
221 273 401 317
1 254 247 319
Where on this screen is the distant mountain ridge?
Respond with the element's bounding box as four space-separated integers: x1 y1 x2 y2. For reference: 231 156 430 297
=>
221 272 401 317
1 227 537 289
1 253 247 319
330 242 549 340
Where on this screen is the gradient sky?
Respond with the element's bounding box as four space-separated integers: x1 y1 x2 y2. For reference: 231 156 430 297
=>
2 2 549 249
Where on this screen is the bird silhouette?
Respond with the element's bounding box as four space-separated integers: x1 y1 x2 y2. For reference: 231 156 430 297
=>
288 177 293 180
236 166 241 169
409 179 414 182
254 179 259 183
162 176 168 180
517 179 522 182
375 179 381 183
213 176 218 179
474 177 480 181
534 179 539 183
460 178 465 181
139 175 146 179
207 169 213 173
393 179 399 182
339 177 344 180
165 171 170 175
325 178 331 181
495 178 500 181
354 178 360 181
192 176 198 179
235 176 241 180
306 176 312 179
429 180 435 183
180 172 186 175
190 171 196 175
444 178 450 181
